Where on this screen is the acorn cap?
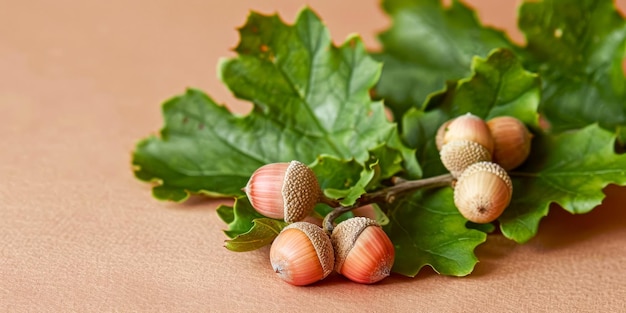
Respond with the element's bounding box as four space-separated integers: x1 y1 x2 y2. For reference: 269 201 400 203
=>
453 162 512 223
282 161 321 222
440 140 492 178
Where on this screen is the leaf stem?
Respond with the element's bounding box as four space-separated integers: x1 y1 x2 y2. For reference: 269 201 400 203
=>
322 173 454 233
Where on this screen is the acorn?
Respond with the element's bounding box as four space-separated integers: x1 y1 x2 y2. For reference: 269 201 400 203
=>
331 217 395 284
269 222 335 286
453 162 512 223
435 118 453 151
244 161 320 222
441 113 494 154
487 116 533 171
440 140 492 178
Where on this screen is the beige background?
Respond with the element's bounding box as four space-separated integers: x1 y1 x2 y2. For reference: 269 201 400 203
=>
2 0 626 311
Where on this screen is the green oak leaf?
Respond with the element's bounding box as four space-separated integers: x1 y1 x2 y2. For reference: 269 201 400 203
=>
375 0 517 119
218 197 265 239
403 49 541 177
223 8 419 176
312 155 373 216
501 124 626 243
368 143 406 184
216 204 235 224
132 8 418 201
466 222 495 234
312 155 364 193
519 0 626 135
322 164 375 206
402 108 451 178
224 218 288 252
383 188 486 276
619 126 626 148
312 145 405 206
450 49 541 126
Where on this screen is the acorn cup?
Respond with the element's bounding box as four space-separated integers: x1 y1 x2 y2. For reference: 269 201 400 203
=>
244 160 320 223
440 139 492 178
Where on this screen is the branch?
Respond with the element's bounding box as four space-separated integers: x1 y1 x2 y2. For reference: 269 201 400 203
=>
322 174 454 233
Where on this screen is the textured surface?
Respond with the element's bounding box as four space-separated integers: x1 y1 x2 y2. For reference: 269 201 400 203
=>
440 140 492 177
283 161 320 222
1 0 626 311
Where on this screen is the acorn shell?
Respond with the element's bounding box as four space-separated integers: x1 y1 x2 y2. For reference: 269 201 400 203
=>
453 162 512 223
244 160 320 222
442 113 494 154
440 140 492 178
435 119 454 151
487 116 533 171
270 222 334 286
331 217 395 284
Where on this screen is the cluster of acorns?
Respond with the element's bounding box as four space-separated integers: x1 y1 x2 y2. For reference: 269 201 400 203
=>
437 113 533 223
244 161 395 286
240 113 532 286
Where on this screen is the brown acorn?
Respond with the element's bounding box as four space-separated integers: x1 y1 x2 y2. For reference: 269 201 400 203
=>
453 162 512 223
440 139 492 178
441 113 494 154
270 222 335 286
244 161 320 222
331 217 395 284
487 116 533 171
